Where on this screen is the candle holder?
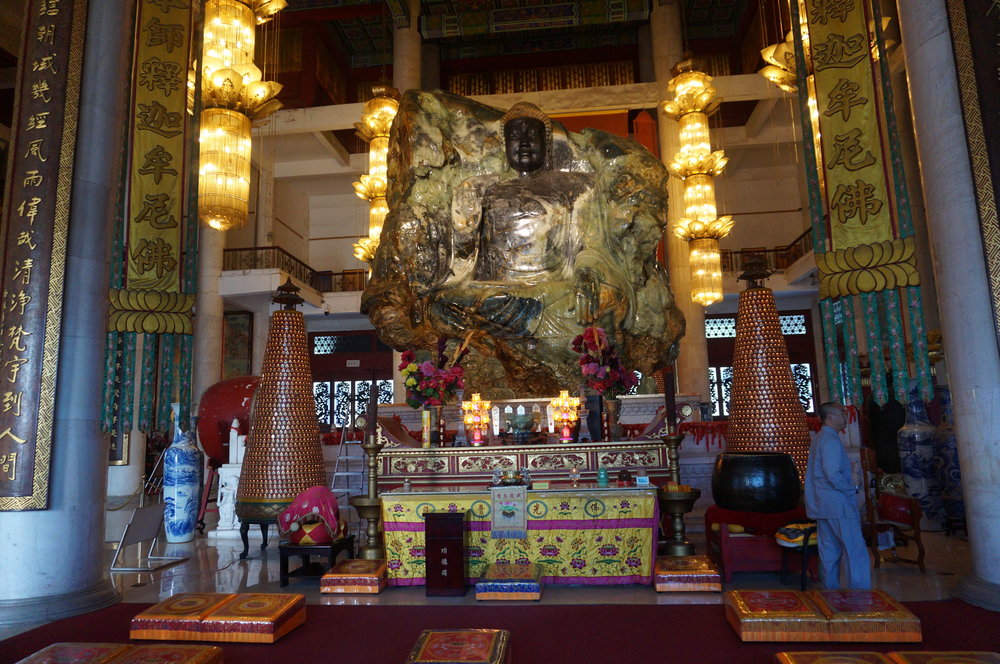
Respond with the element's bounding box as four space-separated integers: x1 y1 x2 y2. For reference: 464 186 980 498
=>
657 433 700 556
550 390 581 443
349 431 386 560
461 393 491 446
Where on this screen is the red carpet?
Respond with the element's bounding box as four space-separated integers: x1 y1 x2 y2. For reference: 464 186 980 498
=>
3 600 998 663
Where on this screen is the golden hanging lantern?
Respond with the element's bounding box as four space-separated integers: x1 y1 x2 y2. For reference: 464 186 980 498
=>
662 60 731 307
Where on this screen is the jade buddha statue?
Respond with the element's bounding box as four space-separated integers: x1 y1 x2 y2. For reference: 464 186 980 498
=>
362 91 684 398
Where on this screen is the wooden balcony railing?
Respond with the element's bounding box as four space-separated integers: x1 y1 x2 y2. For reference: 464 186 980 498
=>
721 228 814 274
222 247 368 293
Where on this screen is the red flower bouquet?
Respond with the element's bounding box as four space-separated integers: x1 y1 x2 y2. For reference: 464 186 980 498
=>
572 326 638 400
398 338 466 409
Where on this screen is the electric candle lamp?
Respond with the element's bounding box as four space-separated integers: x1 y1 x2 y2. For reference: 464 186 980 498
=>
461 393 491 446
549 390 581 443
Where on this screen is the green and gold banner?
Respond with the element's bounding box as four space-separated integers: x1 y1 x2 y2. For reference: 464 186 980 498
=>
0 0 88 510
792 0 932 405
124 0 193 297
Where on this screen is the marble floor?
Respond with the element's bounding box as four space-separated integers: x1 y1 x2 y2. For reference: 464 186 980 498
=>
0 507 972 641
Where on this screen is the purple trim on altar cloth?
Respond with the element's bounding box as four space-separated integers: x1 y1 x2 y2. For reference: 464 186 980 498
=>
388 574 652 587
384 517 655 532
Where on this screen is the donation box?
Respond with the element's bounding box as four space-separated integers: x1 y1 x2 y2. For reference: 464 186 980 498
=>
425 511 467 596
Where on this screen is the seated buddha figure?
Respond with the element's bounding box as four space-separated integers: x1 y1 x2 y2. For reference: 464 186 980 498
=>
362 92 684 397
429 102 628 346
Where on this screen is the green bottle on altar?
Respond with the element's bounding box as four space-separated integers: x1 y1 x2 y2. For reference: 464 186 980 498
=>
596 467 609 487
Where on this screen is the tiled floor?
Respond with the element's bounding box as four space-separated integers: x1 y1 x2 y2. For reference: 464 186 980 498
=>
0 507 972 641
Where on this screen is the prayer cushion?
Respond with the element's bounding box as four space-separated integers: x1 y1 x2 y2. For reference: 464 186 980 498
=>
321 558 388 594
131 592 305 644
776 653 895 664
654 555 722 592
406 629 511 664
808 590 922 642
130 593 235 641
775 521 819 547
16 643 223 664
14 643 132 664
198 593 306 643
887 653 1000 664
475 562 543 600
724 590 829 642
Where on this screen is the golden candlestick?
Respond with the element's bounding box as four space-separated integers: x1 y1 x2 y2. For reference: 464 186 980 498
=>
350 432 386 560
658 433 700 556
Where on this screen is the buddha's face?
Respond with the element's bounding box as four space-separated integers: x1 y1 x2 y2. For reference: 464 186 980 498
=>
504 117 546 175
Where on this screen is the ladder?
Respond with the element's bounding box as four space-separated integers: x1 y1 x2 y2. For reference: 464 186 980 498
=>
330 420 367 540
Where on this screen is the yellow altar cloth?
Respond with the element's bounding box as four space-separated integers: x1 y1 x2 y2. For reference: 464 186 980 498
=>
381 485 658 585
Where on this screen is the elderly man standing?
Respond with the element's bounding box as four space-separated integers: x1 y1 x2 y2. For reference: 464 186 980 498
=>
805 402 871 589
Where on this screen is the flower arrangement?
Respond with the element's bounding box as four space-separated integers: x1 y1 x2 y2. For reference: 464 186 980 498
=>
398 336 467 408
572 326 638 400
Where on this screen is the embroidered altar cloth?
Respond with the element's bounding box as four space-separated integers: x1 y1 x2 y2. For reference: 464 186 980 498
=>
382 485 657 586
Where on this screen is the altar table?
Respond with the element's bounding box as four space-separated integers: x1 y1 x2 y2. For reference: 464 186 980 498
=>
381 485 658 586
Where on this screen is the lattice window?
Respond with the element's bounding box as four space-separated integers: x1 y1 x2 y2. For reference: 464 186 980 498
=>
791 363 815 413
314 336 338 355
333 381 352 428
312 335 371 354
708 368 720 417
377 379 394 404
705 318 736 338
313 382 331 425
779 314 807 335
720 366 733 417
355 380 372 423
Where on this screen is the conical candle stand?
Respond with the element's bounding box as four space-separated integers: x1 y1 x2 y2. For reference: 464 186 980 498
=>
658 434 700 556
350 433 386 560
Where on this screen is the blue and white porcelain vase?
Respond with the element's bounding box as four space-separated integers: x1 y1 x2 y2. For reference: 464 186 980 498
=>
163 404 202 543
897 386 945 531
933 385 965 531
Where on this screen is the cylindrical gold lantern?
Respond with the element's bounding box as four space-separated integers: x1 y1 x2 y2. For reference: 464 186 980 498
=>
198 108 252 231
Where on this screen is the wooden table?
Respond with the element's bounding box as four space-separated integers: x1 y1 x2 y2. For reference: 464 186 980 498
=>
381 484 658 586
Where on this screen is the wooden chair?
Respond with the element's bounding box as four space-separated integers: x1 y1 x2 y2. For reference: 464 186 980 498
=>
859 447 926 572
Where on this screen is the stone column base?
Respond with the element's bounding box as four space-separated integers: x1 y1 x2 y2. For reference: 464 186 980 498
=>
0 580 120 628
954 574 1000 612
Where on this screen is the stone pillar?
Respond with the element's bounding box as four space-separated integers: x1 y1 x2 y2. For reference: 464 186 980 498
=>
0 0 128 626
192 227 225 410
393 0 422 93
651 0 711 401
897 1 1000 610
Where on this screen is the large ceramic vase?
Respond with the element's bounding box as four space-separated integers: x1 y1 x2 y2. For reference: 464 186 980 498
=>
897 386 945 531
711 452 800 513
932 385 965 531
163 406 203 543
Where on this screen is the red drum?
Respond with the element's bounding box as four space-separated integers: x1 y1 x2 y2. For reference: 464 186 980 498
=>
196 376 261 464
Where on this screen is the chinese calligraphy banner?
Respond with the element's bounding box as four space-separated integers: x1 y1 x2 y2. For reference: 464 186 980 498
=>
805 0 918 299
792 0 931 406
122 0 193 322
0 0 87 510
